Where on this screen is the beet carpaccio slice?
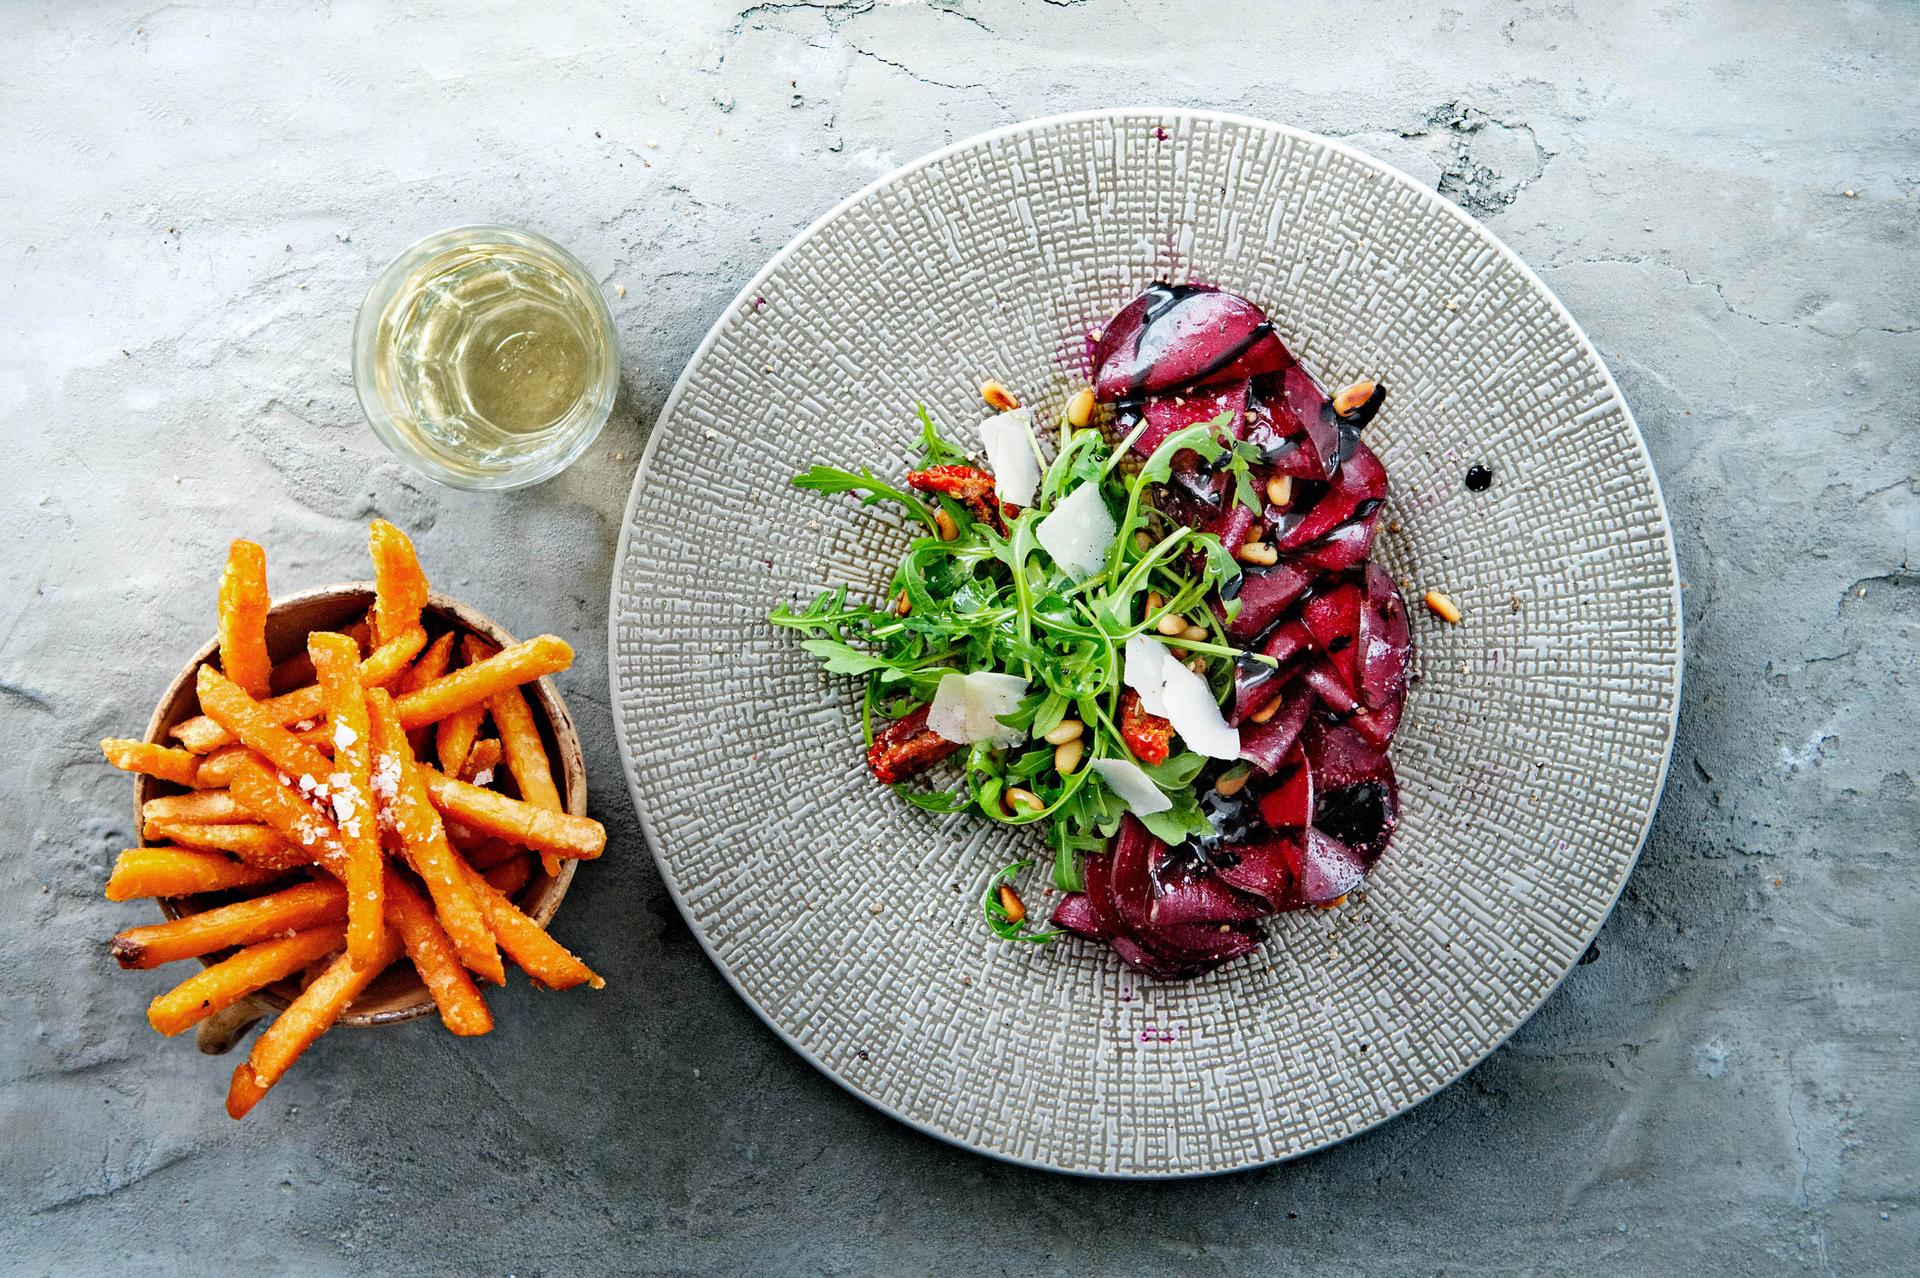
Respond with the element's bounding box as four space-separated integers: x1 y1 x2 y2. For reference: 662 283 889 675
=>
1047 283 1413 978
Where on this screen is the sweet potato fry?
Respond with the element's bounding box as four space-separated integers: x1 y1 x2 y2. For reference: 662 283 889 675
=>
148 922 348 1037
400 631 455 754
393 636 572 730
418 767 604 860
191 746 247 789
172 625 427 753
110 879 347 969
482 855 532 897
365 689 502 985
435 635 492 778
227 755 491 1035
487 680 565 877
456 854 602 991
269 620 371 695
226 925 405 1119
194 665 334 781
461 836 523 871
458 738 502 783
369 519 430 649
216 540 273 698
142 790 249 828
99 739 204 788
142 820 309 869
310 632 383 967
104 847 285 901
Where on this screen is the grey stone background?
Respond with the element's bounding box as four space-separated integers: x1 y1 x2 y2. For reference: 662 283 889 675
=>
2 1 1913 1274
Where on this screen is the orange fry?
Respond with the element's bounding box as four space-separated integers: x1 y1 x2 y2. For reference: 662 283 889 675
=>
418 767 604 860
369 520 430 649
148 922 348 1037
488 680 564 877
142 820 308 869
457 855 602 991
111 879 348 969
461 836 523 871
104 847 285 901
216 540 272 698
143 790 248 828
226 926 405 1119
172 625 427 753
400 631 455 754
365 689 502 985
310 631 384 967
194 665 335 781
393 635 572 730
191 745 247 789
269 620 371 695
435 635 493 778
459 738 502 783
482 855 532 897
227 755 491 1036
100 739 204 788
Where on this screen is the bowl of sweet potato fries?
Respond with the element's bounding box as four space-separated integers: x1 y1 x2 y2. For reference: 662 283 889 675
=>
98 520 606 1118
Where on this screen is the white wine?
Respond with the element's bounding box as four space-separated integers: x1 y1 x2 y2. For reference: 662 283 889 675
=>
355 227 617 489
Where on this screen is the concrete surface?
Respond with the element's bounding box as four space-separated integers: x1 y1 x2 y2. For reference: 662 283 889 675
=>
2 1 1914 1274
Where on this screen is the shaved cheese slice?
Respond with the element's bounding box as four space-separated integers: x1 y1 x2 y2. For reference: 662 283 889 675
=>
926 670 1028 747
1089 757 1172 815
1158 660 1242 759
1035 481 1116 580
1123 635 1171 716
978 407 1041 507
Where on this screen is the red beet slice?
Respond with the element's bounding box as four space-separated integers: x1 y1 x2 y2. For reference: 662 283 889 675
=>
1300 577 1365 693
1255 743 1314 831
1304 721 1400 866
1131 381 1249 458
1356 562 1411 711
1238 689 1312 774
1267 364 1342 480
1276 442 1387 553
1288 829 1369 905
1050 891 1107 939
1223 561 1313 641
1093 284 1292 401
1214 837 1297 906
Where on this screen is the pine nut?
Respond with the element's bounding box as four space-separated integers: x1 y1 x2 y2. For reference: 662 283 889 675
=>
981 380 1020 412
935 508 959 541
1004 786 1044 815
1066 387 1096 428
1042 718 1084 745
1188 657 1209 675
1423 589 1463 624
1249 697 1282 724
998 884 1026 924
893 589 911 616
1053 738 1085 775
1156 612 1188 637
1146 590 1164 612
1236 540 1278 566
1265 474 1293 506
1180 624 1208 642
1214 766 1252 798
1332 380 1377 416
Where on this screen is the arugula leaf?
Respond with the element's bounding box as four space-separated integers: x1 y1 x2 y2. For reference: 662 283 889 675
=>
916 403 971 467
981 859 1063 944
797 638 896 676
792 465 938 532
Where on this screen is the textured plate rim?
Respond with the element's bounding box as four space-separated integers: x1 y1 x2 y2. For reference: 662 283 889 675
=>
608 106 1684 1179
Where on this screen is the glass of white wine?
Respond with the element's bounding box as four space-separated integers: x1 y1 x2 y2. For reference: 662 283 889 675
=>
353 225 619 490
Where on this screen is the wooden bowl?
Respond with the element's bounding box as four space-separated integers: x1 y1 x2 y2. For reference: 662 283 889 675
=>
134 583 586 1042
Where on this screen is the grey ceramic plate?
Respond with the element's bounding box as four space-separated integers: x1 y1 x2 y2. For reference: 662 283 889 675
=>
609 109 1681 1177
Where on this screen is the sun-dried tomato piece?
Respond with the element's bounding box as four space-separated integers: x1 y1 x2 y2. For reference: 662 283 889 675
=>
906 465 1015 529
1118 688 1173 766
865 705 961 784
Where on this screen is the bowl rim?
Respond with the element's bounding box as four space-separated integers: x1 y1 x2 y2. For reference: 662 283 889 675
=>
137 580 587 1028
606 106 1685 1177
